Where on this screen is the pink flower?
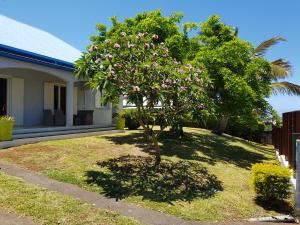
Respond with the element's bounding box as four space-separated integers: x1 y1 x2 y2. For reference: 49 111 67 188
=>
113 43 121 49
153 62 159 68
128 43 135 49
143 32 148 37
137 33 144 38
145 43 150 49
161 83 168 89
178 69 184 74
104 39 111 44
194 77 201 83
185 77 192 82
95 58 101 64
114 63 122 69
88 45 97 52
120 32 127 37
197 104 205 110
152 34 159 40
180 86 187 91
186 64 193 70
106 54 113 61
165 79 172 84
132 86 140 92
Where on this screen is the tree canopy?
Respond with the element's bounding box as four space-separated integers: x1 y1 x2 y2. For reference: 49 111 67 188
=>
193 16 272 134
76 31 210 164
76 10 289 143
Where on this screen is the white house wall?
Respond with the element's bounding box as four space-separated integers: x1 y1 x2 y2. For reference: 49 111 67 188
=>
76 87 112 126
0 57 113 127
0 68 65 126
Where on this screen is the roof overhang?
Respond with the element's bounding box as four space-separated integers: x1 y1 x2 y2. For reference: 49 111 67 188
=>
0 44 75 72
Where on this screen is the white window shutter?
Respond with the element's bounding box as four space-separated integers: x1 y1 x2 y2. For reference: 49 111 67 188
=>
95 90 101 108
11 78 24 125
44 82 54 112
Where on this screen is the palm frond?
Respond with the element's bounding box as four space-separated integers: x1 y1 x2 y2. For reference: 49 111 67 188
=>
255 36 286 57
272 81 300 96
234 27 239 36
271 59 292 79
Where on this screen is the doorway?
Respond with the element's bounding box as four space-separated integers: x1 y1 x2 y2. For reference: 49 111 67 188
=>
54 85 66 114
0 78 7 116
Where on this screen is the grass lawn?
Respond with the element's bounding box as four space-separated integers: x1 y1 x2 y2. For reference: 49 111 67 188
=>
0 127 287 222
0 172 140 225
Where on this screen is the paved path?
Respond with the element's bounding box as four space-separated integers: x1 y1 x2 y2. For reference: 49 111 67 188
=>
0 209 38 225
0 162 296 225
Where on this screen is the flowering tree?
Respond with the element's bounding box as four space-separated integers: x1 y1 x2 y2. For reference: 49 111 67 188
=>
76 32 210 164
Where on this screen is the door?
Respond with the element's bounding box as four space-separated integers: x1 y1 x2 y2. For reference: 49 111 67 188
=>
0 78 7 116
53 85 66 114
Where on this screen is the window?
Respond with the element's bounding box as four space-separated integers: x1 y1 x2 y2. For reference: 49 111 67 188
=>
95 90 106 108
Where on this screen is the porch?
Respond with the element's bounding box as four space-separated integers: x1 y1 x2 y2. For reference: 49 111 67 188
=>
0 126 119 149
0 56 114 132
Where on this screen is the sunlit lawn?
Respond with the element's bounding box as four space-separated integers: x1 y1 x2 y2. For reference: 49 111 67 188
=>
0 172 140 225
0 127 285 222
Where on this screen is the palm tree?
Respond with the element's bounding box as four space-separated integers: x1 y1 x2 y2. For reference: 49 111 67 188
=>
255 36 300 95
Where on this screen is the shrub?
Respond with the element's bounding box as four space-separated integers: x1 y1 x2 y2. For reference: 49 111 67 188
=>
115 110 125 130
251 163 291 201
0 116 14 122
124 109 140 130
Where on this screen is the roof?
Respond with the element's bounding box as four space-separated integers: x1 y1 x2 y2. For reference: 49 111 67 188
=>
0 14 81 64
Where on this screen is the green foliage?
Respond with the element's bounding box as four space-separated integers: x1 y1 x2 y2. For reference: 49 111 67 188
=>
0 116 14 122
86 155 222 202
251 163 291 201
89 10 199 62
194 16 272 128
228 115 266 142
76 28 210 163
116 110 125 130
124 109 140 130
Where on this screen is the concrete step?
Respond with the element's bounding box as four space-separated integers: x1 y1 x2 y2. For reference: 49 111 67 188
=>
13 126 115 139
0 129 122 149
13 125 111 135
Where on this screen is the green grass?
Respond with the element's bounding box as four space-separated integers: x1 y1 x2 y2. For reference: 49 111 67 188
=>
0 172 141 225
0 127 284 222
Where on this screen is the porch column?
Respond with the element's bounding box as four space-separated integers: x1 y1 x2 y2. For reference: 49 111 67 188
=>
66 81 74 127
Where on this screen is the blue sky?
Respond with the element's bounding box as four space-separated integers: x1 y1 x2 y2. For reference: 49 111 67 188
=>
1 0 299 115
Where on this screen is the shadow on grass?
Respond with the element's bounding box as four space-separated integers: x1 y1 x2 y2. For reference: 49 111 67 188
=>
85 155 223 203
254 197 294 214
100 130 272 169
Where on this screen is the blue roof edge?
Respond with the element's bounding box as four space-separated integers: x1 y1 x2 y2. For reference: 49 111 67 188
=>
0 44 76 72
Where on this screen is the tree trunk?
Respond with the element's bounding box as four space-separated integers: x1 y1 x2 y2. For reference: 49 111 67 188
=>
152 136 161 165
170 124 184 138
212 117 229 135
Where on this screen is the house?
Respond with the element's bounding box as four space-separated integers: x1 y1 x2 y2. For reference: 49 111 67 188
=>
0 15 119 140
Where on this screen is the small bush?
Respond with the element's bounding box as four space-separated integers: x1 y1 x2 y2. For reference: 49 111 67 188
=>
124 109 140 130
251 163 291 201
